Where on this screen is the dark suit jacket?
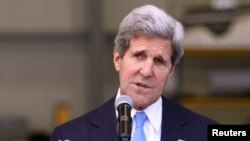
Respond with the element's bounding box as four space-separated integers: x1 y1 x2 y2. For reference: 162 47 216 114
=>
50 96 217 141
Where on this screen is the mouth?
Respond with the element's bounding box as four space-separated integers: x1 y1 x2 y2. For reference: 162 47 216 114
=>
135 82 150 88
131 81 153 94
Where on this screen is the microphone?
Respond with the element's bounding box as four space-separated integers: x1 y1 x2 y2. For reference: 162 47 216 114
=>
115 95 133 141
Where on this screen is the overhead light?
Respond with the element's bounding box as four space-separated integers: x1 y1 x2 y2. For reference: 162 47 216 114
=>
211 0 239 10
182 0 250 35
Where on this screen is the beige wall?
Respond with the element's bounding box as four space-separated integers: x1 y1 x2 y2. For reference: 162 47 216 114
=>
0 0 88 33
0 40 89 132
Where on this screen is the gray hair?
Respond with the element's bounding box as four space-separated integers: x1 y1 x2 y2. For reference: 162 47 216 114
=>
114 5 184 65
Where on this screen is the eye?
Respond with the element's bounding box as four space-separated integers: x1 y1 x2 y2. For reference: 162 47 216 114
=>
154 57 166 65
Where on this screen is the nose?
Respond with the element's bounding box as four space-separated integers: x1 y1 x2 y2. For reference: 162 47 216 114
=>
140 60 153 78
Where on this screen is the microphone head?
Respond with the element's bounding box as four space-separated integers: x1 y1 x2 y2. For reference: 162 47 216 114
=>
115 95 133 109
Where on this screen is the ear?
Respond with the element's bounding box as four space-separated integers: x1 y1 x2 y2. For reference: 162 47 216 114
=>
113 50 121 71
169 65 175 78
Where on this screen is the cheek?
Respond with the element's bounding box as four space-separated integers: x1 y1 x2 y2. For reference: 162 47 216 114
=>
120 59 139 76
156 71 171 87
119 63 134 83
120 67 137 82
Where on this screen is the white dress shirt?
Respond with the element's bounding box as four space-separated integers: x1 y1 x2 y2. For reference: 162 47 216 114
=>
115 89 162 141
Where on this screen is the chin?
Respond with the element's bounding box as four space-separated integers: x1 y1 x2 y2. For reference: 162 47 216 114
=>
133 101 148 110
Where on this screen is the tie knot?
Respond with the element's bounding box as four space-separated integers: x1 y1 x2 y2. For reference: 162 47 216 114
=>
135 112 147 127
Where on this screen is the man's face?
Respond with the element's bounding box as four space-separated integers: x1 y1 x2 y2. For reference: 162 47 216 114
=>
114 35 175 110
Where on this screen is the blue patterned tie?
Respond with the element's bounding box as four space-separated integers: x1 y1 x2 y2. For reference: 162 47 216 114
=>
132 112 147 141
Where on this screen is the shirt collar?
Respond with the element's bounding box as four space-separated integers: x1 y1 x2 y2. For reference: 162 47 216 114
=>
115 88 162 133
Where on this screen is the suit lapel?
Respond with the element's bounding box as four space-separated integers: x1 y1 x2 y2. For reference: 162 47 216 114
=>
88 96 120 141
161 97 190 141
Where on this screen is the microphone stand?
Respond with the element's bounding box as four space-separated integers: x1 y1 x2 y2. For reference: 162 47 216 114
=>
117 104 132 141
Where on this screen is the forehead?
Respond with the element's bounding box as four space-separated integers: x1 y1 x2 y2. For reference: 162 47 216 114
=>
129 36 172 55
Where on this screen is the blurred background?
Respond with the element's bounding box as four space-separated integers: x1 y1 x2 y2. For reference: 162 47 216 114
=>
0 0 250 140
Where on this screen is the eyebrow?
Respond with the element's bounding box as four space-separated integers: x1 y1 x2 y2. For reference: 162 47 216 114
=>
155 55 167 65
132 49 167 64
132 50 146 56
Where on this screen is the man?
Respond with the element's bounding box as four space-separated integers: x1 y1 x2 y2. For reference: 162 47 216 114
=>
50 5 217 141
